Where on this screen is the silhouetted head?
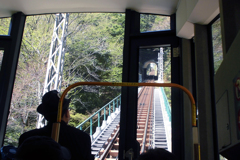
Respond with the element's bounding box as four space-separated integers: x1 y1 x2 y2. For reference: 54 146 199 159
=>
37 90 70 122
15 136 71 160
138 148 177 160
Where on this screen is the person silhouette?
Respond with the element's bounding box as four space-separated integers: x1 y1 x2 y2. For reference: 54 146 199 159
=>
138 148 177 160
18 90 93 160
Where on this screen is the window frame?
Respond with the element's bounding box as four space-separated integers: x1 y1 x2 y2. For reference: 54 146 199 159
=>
0 13 26 147
207 14 221 160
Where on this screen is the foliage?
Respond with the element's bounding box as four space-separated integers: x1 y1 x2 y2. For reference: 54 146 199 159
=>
211 18 223 74
162 47 171 106
68 110 90 129
4 122 22 147
140 14 170 32
4 15 54 146
140 14 156 32
163 47 171 83
0 17 11 69
219 155 227 160
63 13 124 114
164 87 171 107
0 17 11 35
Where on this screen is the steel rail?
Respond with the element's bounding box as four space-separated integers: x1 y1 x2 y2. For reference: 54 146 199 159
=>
96 86 149 159
89 82 170 159
140 86 153 153
99 128 120 160
138 85 145 98
98 85 152 159
148 108 153 150
137 87 149 127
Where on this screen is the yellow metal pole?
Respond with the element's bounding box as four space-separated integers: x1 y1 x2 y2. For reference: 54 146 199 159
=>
51 82 197 147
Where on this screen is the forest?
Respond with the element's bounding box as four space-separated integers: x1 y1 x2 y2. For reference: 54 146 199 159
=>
0 13 222 147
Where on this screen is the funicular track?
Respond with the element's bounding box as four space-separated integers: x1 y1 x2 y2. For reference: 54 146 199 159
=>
96 81 154 160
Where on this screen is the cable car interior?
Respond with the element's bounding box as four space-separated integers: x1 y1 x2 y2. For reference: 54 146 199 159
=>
0 0 240 160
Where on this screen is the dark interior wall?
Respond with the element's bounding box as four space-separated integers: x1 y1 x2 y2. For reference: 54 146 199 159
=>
194 24 215 160
215 0 240 159
215 31 240 159
119 9 140 160
219 0 240 55
181 38 194 160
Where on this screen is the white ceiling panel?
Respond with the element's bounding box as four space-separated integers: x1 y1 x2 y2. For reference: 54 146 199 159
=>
0 0 179 17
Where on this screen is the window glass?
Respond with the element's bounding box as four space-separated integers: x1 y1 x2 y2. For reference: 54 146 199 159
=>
4 13 124 147
138 46 172 152
4 14 54 146
140 14 170 33
211 18 223 74
0 17 11 35
220 155 228 160
0 50 4 70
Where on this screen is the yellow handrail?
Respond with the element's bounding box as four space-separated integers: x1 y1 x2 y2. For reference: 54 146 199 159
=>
52 82 196 142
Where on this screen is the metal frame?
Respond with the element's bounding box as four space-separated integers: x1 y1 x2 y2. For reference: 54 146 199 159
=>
119 10 183 160
0 12 26 146
0 12 185 159
76 95 121 134
119 9 140 160
158 48 164 82
207 14 221 160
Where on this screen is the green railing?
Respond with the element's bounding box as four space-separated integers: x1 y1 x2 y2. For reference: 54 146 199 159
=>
76 95 121 137
160 87 171 122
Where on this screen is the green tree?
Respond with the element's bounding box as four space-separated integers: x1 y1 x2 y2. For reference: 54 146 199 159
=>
4 14 55 146
140 14 170 32
212 18 223 74
0 17 11 35
68 110 89 129
63 13 124 114
140 14 156 32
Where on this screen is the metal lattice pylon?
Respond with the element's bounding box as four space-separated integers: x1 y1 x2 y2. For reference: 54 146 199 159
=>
158 47 164 83
37 13 69 128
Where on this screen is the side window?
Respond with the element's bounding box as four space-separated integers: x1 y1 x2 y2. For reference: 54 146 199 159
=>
211 16 228 160
0 17 11 73
0 17 11 35
140 14 170 33
211 17 223 74
0 50 4 71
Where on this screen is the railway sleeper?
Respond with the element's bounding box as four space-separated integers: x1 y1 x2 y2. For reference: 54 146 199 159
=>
137 129 152 133
107 137 119 142
113 143 119 150
109 150 119 157
137 133 144 138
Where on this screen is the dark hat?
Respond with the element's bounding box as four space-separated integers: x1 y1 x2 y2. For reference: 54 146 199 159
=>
37 90 70 122
15 136 71 160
